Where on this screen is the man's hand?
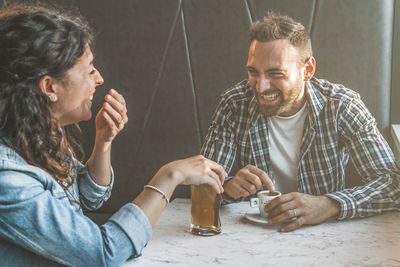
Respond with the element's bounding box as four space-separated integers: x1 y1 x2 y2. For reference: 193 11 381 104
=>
265 192 340 232
224 164 275 199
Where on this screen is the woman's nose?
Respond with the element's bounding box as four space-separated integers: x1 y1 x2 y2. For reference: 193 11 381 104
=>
95 70 104 86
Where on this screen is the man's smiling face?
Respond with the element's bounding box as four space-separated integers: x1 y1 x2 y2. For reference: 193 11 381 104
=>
246 39 307 117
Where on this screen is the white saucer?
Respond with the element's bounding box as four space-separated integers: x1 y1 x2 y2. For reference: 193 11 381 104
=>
245 208 269 224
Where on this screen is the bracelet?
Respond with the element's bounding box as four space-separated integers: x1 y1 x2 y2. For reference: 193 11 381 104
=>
144 185 170 205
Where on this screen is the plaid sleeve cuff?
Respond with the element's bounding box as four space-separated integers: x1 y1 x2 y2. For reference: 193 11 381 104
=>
221 192 243 205
325 191 357 220
221 176 246 205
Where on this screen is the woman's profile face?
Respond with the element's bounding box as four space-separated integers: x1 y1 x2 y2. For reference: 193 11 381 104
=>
50 46 104 126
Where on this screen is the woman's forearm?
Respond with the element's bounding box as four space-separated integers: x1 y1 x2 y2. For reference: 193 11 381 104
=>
87 141 112 186
132 165 181 227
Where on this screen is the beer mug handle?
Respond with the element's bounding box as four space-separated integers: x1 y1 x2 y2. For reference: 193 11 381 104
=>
250 198 259 208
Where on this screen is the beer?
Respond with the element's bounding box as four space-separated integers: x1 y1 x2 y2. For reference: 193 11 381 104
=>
190 184 221 236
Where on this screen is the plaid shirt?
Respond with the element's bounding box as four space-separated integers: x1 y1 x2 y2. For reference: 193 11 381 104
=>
201 77 400 220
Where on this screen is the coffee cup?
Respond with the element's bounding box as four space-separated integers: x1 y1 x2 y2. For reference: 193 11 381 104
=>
250 190 281 217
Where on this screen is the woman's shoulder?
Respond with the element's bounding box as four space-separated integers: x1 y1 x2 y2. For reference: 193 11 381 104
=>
0 143 70 213
0 141 31 170
0 141 26 163
0 142 55 192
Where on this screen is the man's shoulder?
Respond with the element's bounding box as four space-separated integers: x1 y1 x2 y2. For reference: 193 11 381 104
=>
309 77 360 104
309 77 374 127
220 80 254 103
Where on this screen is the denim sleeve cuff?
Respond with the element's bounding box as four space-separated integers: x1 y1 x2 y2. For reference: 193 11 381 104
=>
325 192 357 220
79 165 115 209
108 203 152 257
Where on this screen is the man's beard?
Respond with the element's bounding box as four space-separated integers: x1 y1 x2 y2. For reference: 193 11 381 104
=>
257 91 283 116
253 83 304 117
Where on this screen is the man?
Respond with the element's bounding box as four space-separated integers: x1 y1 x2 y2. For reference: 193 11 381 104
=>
201 13 400 232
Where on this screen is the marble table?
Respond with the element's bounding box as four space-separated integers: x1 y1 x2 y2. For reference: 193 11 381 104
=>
123 198 400 267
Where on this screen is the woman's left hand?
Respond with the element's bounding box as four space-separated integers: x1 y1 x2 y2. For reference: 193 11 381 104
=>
95 88 128 145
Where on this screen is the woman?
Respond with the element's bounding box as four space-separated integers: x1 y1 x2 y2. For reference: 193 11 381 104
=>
0 4 226 266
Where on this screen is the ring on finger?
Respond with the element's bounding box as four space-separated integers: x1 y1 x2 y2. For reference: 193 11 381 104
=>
292 208 297 217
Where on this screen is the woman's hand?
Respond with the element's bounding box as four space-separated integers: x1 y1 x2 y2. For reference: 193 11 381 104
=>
158 155 227 194
87 89 127 185
133 155 226 226
95 89 128 146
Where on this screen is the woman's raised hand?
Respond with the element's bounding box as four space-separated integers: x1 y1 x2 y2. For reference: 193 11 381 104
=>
95 89 128 145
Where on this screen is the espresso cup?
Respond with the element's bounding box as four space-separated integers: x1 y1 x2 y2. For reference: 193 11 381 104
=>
250 190 281 217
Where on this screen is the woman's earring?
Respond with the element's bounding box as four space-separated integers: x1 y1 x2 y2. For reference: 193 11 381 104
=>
49 95 57 102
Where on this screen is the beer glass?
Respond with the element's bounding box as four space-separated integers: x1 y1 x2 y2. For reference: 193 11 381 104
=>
190 184 222 236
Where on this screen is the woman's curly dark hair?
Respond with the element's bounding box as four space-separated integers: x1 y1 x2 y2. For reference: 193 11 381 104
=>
0 4 93 190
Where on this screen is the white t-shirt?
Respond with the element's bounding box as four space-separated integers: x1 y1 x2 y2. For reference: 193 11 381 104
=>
267 103 308 193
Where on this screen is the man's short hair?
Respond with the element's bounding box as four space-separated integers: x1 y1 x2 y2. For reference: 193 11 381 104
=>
249 12 312 64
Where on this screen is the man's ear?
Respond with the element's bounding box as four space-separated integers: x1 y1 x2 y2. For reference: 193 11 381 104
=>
38 75 58 102
304 56 316 81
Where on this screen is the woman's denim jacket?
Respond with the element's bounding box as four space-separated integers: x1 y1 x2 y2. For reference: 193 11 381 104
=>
0 141 152 266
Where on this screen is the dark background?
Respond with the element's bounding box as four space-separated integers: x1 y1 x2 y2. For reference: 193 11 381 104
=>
2 0 399 213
